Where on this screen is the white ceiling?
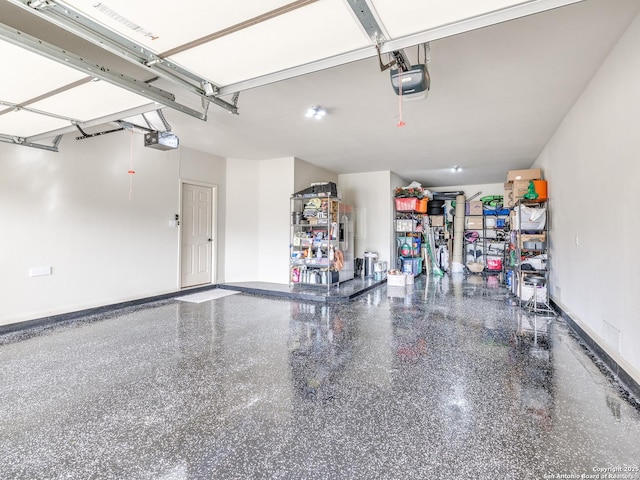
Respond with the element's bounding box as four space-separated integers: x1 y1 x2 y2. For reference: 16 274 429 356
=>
1 0 639 186
35 0 573 88
0 38 154 137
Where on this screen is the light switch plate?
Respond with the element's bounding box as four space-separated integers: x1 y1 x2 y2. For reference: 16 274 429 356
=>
29 266 52 277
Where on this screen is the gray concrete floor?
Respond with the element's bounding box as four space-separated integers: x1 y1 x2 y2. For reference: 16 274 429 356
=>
1 275 640 479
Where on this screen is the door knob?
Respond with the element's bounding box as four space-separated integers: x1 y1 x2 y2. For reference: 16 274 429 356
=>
208 238 213 242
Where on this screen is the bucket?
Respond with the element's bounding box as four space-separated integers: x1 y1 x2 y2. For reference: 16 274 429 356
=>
533 180 548 200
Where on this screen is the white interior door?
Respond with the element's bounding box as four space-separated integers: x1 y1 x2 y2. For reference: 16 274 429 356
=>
181 183 214 288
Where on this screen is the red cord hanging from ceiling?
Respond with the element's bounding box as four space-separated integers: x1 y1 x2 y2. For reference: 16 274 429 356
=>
397 67 406 127
128 130 135 200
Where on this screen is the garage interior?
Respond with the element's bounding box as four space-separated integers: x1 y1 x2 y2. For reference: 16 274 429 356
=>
2 0 640 477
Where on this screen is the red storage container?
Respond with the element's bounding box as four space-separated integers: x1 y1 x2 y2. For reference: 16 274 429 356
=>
486 257 502 271
395 197 427 213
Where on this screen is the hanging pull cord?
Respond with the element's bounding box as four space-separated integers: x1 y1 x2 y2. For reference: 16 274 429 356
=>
397 66 406 127
128 130 135 200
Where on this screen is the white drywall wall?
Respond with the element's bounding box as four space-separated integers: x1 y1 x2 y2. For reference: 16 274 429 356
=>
339 171 394 268
293 158 338 194
225 156 338 285
224 159 260 283
533 12 640 384
259 158 295 283
178 147 227 283
0 131 226 325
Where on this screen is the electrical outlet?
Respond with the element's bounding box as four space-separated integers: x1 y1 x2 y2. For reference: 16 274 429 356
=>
29 266 52 277
602 319 621 355
575 235 579 246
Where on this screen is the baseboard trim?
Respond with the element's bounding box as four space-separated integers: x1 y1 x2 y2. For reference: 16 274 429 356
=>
551 300 640 405
0 284 218 336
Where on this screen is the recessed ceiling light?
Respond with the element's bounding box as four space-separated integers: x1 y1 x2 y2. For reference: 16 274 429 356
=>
305 105 326 120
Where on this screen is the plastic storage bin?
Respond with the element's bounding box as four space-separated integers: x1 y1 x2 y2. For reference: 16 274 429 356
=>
396 219 417 232
486 257 502 271
400 257 423 275
513 204 546 231
395 197 428 213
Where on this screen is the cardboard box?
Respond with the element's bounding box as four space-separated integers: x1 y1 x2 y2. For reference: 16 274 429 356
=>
513 179 532 200
505 180 533 207
387 274 407 287
465 217 483 229
430 215 444 227
507 168 542 182
518 233 547 248
504 182 514 208
468 201 483 215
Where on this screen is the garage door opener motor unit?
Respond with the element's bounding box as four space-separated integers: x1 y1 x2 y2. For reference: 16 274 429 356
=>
388 44 431 101
144 131 179 150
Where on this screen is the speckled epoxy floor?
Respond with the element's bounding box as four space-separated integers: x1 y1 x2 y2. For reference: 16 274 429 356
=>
1 275 640 480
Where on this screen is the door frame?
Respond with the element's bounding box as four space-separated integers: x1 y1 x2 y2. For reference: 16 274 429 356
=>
178 179 218 288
